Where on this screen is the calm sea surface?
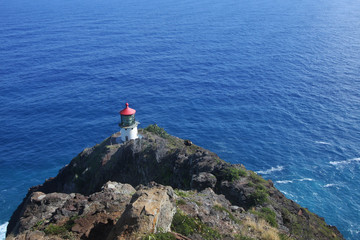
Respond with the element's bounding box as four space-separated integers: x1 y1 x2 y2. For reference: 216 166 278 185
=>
1 0 360 239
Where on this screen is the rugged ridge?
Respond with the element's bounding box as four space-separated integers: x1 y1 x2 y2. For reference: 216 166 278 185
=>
6 125 344 240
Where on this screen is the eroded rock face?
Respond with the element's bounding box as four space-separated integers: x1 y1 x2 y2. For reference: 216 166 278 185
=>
106 182 176 240
6 182 177 240
6 182 135 240
191 172 217 190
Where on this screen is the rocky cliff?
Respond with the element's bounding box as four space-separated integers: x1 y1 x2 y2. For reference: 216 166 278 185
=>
6 125 344 240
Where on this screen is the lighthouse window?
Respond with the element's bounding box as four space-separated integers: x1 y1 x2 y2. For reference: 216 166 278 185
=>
121 115 135 127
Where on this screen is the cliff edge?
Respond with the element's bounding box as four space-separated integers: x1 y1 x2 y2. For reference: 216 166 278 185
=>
6 125 344 240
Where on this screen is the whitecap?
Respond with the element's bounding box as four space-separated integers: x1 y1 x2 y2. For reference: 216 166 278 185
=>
256 165 284 175
276 178 313 184
280 190 295 198
324 183 341 188
349 229 360 235
329 157 360 166
275 180 293 184
298 178 314 182
315 141 331 145
0 222 8 240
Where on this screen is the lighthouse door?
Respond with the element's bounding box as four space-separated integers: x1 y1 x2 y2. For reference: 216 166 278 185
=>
126 136 129 141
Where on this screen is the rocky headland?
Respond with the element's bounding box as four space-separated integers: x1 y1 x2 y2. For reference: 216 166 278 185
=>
6 125 344 240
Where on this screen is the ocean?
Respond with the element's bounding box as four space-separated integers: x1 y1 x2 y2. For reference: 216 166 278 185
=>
0 0 360 239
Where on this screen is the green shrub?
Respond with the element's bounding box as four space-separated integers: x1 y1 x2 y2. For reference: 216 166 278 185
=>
174 189 192 198
221 167 246 182
171 210 221 239
260 207 278 228
250 207 278 228
256 183 266 191
176 199 187 205
249 189 268 206
44 224 67 235
144 124 170 138
249 171 267 184
247 181 255 187
43 215 78 236
143 232 176 240
32 220 45 230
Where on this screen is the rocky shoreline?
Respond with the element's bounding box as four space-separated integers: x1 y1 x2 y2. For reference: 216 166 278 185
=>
6 125 344 240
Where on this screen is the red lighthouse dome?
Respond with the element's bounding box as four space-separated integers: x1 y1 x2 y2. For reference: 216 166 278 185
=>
120 103 136 116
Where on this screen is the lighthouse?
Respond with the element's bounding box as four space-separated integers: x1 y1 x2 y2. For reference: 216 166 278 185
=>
119 103 139 142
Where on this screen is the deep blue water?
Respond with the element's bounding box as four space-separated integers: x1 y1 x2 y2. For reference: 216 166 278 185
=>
1 0 360 239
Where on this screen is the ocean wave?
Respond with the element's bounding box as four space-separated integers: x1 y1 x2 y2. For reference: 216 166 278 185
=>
315 141 331 145
280 190 295 199
256 165 284 175
329 157 360 166
324 183 337 188
276 178 314 184
350 229 360 235
298 178 314 182
0 222 8 240
323 183 344 189
276 180 293 184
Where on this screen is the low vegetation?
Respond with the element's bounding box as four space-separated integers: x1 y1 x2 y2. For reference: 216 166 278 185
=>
251 207 278 228
221 166 247 182
249 171 267 184
142 232 176 240
174 189 194 198
32 220 45 231
249 188 269 206
44 224 68 236
234 235 256 240
213 204 239 223
144 124 170 139
176 199 186 206
171 210 221 240
43 216 78 236
242 216 280 240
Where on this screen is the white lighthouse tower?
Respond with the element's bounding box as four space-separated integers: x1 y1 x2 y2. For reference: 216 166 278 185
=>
119 103 139 142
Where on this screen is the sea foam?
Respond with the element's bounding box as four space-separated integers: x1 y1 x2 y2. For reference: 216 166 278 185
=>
279 190 296 199
0 222 8 240
315 141 332 145
276 180 293 184
324 183 337 187
276 178 314 184
330 158 360 166
323 182 345 189
298 178 314 182
256 165 284 175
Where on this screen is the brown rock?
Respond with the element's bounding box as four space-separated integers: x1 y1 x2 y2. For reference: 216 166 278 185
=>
298 209 303 216
106 183 176 240
184 140 192 146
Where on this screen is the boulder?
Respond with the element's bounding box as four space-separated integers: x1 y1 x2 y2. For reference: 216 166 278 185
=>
106 182 176 240
190 172 217 190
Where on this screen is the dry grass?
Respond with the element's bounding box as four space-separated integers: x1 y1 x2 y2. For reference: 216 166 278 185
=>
261 228 280 240
243 216 258 231
242 216 280 240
